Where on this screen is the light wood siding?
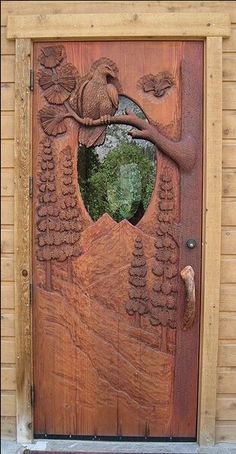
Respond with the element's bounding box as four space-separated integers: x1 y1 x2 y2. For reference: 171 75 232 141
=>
1 1 236 443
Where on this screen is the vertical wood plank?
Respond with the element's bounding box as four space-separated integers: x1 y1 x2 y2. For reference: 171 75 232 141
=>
198 37 223 446
15 38 33 442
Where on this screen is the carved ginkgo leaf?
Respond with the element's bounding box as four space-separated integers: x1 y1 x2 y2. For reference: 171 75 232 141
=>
39 45 65 68
38 64 78 104
39 106 67 136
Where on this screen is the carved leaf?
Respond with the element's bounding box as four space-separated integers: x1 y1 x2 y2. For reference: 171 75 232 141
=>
138 72 174 98
39 106 67 136
38 64 77 104
39 45 65 68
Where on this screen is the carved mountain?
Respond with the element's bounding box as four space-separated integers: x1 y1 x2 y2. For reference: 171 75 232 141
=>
73 220 156 290
81 213 117 253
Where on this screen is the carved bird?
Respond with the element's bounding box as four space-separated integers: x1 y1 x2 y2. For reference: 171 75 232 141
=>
72 58 120 148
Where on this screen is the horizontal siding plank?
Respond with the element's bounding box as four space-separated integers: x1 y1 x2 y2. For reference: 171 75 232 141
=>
0 416 16 440
1 112 15 139
1 257 14 281
216 421 236 443
218 343 236 367
1 55 15 82
221 229 236 254
219 314 236 339
223 110 236 139
1 169 14 196
222 169 236 197
222 199 236 225
1 367 16 391
1 83 15 111
1 27 15 55
217 368 236 394
1 313 15 337
223 54 236 81
1 228 14 254
1 283 14 309
7 13 231 39
216 396 236 420
223 82 236 110
2 1 236 26
222 141 236 168
1 140 14 168
223 27 236 52
1 338 15 364
1 197 14 225
1 393 16 417
221 257 236 283
220 284 236 312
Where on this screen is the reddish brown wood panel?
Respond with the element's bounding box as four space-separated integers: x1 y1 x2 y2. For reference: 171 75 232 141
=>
32 41 203 438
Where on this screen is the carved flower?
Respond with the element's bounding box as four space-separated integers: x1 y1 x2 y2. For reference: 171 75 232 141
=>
39 45 65 68
39 106 67 136
38 64 77 104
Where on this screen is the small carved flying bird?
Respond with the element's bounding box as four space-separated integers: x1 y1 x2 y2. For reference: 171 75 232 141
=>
71 58 121 148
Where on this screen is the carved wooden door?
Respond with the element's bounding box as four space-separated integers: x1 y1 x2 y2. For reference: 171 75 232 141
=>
32 41 203 439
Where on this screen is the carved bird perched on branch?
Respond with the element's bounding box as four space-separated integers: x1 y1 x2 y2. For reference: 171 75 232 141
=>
70 58 121 148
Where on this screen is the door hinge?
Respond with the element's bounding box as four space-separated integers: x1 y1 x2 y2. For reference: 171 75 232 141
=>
29 283 33 305
29 176 33 198
29 69 34 91
31 384 35 407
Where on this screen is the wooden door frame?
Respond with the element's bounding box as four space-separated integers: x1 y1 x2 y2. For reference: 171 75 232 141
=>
8 10 230 445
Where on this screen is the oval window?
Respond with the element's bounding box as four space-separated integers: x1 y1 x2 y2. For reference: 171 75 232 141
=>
78 96 156 225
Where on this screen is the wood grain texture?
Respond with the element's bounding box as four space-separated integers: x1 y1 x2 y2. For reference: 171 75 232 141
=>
217 368 236 394
1 367 16 390
14 38 33 442
219 315 236 339
222 199 236 226
1 338 16 363
222 141 236 168
216 396 236 420
221 229 236 254
220 284 236 312
1 169 14 196
1 393 16 417
0 416 16 440
32 41 202 439
198 37 222 446
221 257 236 283
223 82 236 110
223 55 236 81
223 111 236 139
1 229 14 254
1 0 235 445
1 55 15 82
1 83 15 111
218 342 236 367
216 421 236 443
1 26 15 55
7 12 230 39
1 197 14 225
2 1 236 27
1 113 14 139
222 170 236 197
1 313 15 337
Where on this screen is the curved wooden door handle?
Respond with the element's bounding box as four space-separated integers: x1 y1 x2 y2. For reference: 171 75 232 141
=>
180 265 196 330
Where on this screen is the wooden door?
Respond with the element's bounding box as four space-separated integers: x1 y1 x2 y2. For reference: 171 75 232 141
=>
32 41 203 439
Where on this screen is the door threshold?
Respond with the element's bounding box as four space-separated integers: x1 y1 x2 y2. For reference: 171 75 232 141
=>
21 440 233 453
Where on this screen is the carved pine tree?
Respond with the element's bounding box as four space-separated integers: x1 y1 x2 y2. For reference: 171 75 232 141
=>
126 236 149 318
150 167 178 353
59 145 82 278
37 137 59 290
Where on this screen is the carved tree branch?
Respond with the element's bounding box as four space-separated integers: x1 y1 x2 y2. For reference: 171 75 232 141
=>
64 102 196 171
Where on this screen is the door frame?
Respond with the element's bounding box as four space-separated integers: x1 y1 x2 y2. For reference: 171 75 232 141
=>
8 9 230 445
